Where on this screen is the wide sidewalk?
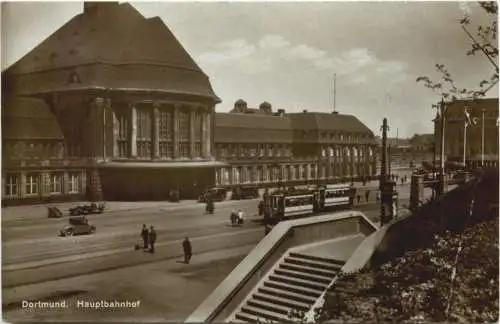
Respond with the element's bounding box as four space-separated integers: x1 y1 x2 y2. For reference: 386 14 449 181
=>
1 176 410 221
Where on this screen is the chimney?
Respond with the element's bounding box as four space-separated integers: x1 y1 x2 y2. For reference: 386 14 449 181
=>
84 2 117 14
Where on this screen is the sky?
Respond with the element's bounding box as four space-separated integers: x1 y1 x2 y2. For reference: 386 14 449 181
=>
1 1 498 138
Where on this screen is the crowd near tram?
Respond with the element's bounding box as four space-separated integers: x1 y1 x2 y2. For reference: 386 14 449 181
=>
197 183 356 232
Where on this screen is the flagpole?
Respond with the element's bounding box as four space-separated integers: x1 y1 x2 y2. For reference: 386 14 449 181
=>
481 109 485 166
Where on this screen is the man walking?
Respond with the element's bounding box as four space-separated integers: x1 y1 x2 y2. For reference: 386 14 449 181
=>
141 224 149 250
149 226 157 253
183 237 192 264
365 190 370 203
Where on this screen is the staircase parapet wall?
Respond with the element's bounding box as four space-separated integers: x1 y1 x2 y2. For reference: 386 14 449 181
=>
185 211 378 323
304 168 498 322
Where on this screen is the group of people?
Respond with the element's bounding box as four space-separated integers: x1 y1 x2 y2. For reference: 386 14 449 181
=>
230 209 245 225
138 225 193 264
140 224 157 253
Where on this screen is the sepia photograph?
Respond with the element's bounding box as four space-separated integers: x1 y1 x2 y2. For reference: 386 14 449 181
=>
1 0 498 323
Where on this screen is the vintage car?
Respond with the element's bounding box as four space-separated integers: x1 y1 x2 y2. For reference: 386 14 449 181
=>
231 185 260 200
69 203 106 216
198 187 227 203
59 216 96 236
47 206 64 218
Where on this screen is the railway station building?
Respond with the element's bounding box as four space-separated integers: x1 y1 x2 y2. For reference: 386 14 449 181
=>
2 2 223 205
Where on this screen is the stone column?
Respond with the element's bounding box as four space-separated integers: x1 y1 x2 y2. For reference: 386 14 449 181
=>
104 98 114 162
63 171 69 195
201 110 207 158
129 103 137 158
112 107 119 158
20 172 26 199
204 111 211 158
153 103 160 159
40 172 49 198
189 107 195 159
173 104 180 159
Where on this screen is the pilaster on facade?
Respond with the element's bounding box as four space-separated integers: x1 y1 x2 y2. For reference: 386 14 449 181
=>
129 103 138 158
173 104 180 159
153 103 160 159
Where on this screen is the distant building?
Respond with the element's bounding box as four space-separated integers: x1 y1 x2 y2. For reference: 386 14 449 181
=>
375 135 434 169
2 2 223 205
434 98 499 165
213 100 378 188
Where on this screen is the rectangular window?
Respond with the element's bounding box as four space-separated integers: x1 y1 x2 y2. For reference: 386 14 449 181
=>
136 107 152 159
25 173 39 195
159 107 174 159
49 173 62 194
4 173 20 197
194 143 202 158
179 111 190 158
116 109 129 158
68 173 81 194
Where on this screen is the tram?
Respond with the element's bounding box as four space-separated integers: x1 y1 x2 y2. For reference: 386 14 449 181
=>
264 184 355 224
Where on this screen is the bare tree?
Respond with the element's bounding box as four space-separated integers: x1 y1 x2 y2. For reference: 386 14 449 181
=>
417 1 498 106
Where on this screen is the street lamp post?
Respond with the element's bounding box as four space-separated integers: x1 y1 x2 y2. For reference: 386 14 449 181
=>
437 98 447 197
481 108 486 166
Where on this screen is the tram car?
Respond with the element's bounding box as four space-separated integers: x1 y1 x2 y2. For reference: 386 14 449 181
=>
265 184 355 224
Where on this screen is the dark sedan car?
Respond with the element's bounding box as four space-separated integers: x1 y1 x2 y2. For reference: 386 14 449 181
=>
59 216 96 236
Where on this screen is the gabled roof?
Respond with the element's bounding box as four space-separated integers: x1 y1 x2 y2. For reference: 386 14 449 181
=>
214 111 375 143
2 97 64 140
215 113 293 143
5 2 219 101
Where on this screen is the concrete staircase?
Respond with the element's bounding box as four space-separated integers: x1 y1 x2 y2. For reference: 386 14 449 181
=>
232 252 345 323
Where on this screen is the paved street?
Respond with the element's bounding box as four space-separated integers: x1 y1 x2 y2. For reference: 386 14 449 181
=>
2 180 424 322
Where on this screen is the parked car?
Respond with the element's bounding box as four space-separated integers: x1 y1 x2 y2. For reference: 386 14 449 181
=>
69 203 106 216
59 216 96 236
198 187 227 203
231 185 260 200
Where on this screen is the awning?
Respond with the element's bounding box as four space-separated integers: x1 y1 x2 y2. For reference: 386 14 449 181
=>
98 160 229 169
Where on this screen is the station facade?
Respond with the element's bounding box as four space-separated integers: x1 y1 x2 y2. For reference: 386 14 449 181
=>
213 100 378 188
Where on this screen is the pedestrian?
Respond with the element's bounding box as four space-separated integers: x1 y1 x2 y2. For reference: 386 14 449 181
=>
141 224 149 250
356 194 361 205
365 190 370 203
265 224 271 236
401 177 404 185
376 191 381 203
183 237 192 264
149 226 157 253
230 209 237 225
237 209 244 224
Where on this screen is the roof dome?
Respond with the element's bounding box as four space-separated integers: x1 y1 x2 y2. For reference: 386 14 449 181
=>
259 101 272 109
2 97 64 140
5 2 219 102
235 99 247 105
